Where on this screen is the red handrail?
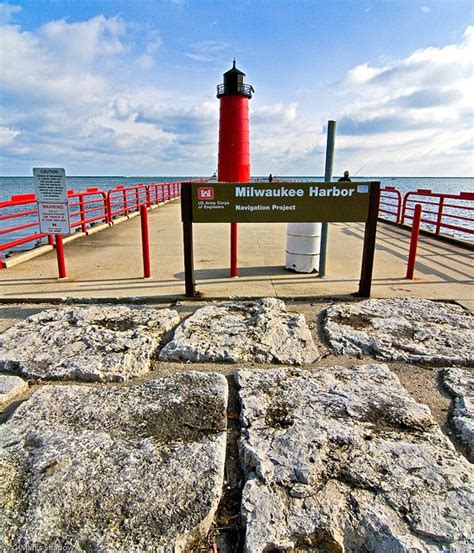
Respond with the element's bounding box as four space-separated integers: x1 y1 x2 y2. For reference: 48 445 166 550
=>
5 180 470 269
400 189 474 238
379 186 402 223
106 184 149 222
0 181 186 267
68 188 108 232
0 194 51 261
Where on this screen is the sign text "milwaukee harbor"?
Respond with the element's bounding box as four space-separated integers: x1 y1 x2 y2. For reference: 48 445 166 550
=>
235 185 357 198
190 182 377 223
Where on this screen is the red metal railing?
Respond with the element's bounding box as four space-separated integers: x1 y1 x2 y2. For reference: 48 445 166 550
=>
4 182 470 269
0 193 50 256
0 188 112 263
1 181 186 267
400 189 474 239
106 184 149 222
379 186 402 223
148 181 182 204
68 188 108 232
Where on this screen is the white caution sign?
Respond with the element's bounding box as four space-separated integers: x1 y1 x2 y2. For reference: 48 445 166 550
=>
33 167 71 234
33 168 68 202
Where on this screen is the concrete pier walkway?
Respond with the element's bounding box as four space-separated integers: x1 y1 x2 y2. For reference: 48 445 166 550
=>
0 200 472 309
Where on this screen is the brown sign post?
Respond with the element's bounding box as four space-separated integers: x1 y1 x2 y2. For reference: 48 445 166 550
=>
181 181 380 297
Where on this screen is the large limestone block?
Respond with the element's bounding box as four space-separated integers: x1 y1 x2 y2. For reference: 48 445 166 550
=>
0 375 27 410
325 298 474 366
0 372 227 552
160 298 319 364
237 365 474 552
443 367 474 458
0 305 180 382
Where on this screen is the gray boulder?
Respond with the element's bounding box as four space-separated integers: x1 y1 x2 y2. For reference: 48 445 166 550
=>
237 364 474 552
160 298 319 365
0 375 27 410
0 372 227 552
0 305 180 382
443 367 474 458
325 298 474 366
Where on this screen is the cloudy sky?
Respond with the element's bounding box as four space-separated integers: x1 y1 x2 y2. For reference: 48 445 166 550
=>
0 0 473 176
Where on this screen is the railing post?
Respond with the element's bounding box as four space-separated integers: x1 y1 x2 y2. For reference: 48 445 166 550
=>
435 197 445 235
79 195 87 232
395 190 402 223
55 234 67 279
406 204 422 280
48 235 55 246
123 189 128 216
106 192 112 224
401 194 409 225
146 185 151 207
140 205 151 278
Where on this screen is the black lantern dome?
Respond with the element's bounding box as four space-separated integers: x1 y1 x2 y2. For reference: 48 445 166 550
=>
217 60 254 98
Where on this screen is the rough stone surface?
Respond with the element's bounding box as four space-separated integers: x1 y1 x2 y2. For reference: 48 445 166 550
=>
325 298 474 366
0 305 180 382
160 298 319 365
0 376 27 410
236 365 474 552
443 367 474 459
0 372 227 552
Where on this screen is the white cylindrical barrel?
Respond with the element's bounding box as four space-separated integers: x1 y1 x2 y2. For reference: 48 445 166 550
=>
285 223 321 273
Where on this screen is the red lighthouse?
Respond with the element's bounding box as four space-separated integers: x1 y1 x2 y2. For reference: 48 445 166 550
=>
217 60 254 277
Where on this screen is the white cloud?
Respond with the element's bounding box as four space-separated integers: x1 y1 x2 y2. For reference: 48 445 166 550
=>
0 13 223 174
245 27 474 176
0 125 20 147
184 39 229 63
135 30 162 70
136 54 155 70
0 9 472 176
253 103 297 123
345 63 383 85
421 6 431 13
332 26 474 175
40 15 126 65
0 2 21 24
113 97 136 121
185 52 216 63
0 20 113 107
0 16 217 173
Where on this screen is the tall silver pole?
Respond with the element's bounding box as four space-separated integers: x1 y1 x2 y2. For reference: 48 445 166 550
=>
318 120 336 277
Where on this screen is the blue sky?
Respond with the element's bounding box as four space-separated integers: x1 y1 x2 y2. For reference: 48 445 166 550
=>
0 0 473 176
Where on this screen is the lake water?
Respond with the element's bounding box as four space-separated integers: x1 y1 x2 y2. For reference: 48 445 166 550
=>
1 176 472 255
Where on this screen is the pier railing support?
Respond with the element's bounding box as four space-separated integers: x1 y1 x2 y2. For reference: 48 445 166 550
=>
55 234 67 279
406 204 422 280
140 205 151 279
